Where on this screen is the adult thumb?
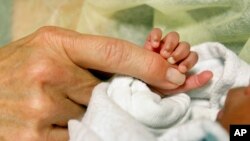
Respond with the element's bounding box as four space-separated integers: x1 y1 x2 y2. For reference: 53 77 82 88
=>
41 27 185 89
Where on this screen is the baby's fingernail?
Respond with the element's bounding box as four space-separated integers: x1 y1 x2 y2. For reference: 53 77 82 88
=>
166 68 186 85
153 38 158 42
167 57 176 64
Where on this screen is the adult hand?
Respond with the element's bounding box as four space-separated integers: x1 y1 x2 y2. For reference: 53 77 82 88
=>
0 26 211 140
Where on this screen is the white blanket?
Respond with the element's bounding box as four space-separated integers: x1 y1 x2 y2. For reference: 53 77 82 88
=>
68 42 250 141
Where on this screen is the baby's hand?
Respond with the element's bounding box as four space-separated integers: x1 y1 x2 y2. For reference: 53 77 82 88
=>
143 28 213 94
144 28 197 74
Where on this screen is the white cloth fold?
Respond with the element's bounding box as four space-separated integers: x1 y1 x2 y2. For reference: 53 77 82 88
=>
188 42 250 120
107 76 191 135
69 83 156 141
68 42 249 141
69 83 229 141
189 42 250 101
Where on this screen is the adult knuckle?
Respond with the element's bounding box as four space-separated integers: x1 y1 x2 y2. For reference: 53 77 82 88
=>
19 131 42 141
25 92 53 119
36 26 58 37
30 95 52 113
27 60 54 83
101 39 130 68
34 26 60 44
102 39 120 60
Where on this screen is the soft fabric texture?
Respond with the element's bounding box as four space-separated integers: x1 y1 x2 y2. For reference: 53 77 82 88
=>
69 83 228 141
68 42 250 141
107 76 191 135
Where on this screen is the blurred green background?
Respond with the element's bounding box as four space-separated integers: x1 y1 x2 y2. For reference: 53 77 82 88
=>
0 0 12 46
0 0 249 63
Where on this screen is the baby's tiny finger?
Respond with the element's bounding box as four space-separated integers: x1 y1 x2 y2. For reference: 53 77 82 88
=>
178 51 198 73
168 41 190 64
144 28 162 50
150 28 162 48
160 32 180 58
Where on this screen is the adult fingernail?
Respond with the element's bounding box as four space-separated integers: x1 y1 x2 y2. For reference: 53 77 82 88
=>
166 68 186 85
167 57 176 64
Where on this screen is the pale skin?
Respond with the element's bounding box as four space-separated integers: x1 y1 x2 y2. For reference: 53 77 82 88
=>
0 26 212 141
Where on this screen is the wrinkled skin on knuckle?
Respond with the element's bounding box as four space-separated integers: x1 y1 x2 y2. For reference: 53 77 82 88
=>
35 26 59 42
0 54 60 126
0 28 71 141
99 39 131 70
32 26 77 63
24 91 54 121
31 26 65 50
1 60 56 119
26 59 61 85
16 126 49 141
25 54 71 87
0 85 53 141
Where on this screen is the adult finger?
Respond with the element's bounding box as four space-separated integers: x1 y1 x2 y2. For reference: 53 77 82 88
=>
36 26 184 89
